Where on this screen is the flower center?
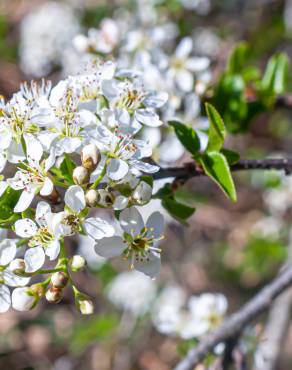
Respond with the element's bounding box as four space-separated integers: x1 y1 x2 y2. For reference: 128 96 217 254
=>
29 227 54 248
62 213 80 234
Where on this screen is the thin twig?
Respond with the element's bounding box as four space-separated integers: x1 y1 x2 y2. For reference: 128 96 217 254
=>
174 265 292 370
154 158 292 180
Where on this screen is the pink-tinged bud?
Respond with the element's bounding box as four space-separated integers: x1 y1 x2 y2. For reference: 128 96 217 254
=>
73 166 90 185
9 259 26 276
81 144 101 171
51 271 69 288
85 189 100 207
45 287 62 304
97 189 115 207
132 181 152 205
70 255 86 272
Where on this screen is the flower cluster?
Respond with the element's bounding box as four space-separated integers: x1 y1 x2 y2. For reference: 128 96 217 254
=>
0 60 165 313
152 286 228 340
71 13 212 163
20 1 217 165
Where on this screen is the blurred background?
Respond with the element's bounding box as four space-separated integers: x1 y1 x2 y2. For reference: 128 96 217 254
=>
0 0 291 369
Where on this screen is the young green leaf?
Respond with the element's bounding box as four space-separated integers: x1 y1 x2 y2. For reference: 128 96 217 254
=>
220 148 240 165
205 103 226 152
169 120 200 156
0 186 22 223
227 42 250 74
262 53 289 96
199 151 237 202
162 198 195 224
154 183 196 224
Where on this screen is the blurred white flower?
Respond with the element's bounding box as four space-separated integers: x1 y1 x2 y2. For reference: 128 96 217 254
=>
20 2 80 77
107 270 157 316
152 289 228 339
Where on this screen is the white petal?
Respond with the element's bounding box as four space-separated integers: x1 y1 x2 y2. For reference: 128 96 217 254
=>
24 134 43 162
135 109 163 127
40 177 53 196
0 181 8 197
0 152 7 172
0 127 12 149
64 185 86 213
35 201 51 225
101 79 119 101
175 70 194 92
186 57 210 72
14 218 38 238
3 269 30 287
45 240 60 260
94 236 126 258
176 37 193 58
6 141 25 163
12 287 35 311
0 239 17 266
144 91 168 109
0 285 11 313
146 212 164 238
84 217 115 240
134 251 161 278
107 158 129 181
50 80 68 107
131 159 159 173
24 247 45 272
120 207 144 236
113 196 129 210
14 190 35 213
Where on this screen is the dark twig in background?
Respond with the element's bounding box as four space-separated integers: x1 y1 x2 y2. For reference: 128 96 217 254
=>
154 158 292 180
174 265 292 370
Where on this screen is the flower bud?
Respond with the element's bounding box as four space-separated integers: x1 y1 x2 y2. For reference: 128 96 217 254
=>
81 144 101 171
132 181 152 205
9 259 26 276
78 299 94 315
30 283 45 298
73 34 89 53
73 166 90 185
97 189 115 207
12 287 37 311
70 255 86 272
51 271 69 288
45 287 62 304
85 189 100 207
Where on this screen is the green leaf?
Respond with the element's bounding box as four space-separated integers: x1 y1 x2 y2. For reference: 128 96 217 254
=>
227 42 250 74
0 187 21 223
51 155 76 185
211 73 249 133
60 154 76 184
169 120 200 156
174 187 198 208
199 152 237 202
162 198 195 224
220 149 240 165
262 53 289 96
154 183 195 224
205 103 226 152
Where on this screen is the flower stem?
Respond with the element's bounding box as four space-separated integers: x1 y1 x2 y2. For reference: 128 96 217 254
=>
90 162 108 189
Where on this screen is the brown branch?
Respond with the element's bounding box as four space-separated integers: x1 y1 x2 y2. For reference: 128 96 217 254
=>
275 94 292 110
174 265 292 370
154 158 292 180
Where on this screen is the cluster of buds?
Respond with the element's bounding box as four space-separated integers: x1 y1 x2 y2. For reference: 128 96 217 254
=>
73 144 101 186
45 271 69 304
